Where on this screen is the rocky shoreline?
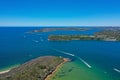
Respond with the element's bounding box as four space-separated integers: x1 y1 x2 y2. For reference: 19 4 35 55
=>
45 58 70 80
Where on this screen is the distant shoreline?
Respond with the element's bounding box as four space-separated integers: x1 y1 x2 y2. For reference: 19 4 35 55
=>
45 58 70 80
27 27 89 33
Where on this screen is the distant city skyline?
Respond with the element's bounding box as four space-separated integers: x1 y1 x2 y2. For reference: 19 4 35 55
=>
0 0 120 26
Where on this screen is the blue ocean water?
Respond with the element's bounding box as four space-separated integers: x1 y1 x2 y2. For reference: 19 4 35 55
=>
0 27 120 80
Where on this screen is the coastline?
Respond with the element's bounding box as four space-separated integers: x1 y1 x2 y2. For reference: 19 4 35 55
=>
0 64 20 75
0 69 10 74
45 58 70 80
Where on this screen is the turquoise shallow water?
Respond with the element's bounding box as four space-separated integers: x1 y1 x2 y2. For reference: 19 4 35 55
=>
50 60 114 80
0 27 120 80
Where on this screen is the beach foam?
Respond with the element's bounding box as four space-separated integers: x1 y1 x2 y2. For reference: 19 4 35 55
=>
0 70 10 74
0 64 20 75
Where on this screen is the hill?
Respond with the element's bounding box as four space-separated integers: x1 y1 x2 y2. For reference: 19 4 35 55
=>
0 56 65 80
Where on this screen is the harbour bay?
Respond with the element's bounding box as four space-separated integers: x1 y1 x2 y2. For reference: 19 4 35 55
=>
0 27 120 80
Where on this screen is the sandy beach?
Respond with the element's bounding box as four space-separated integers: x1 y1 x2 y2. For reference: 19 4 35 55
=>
0 69 10 74
0 64 20 75
45 58 70 80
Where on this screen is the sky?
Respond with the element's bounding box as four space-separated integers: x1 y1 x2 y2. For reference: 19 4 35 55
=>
0 0 120 26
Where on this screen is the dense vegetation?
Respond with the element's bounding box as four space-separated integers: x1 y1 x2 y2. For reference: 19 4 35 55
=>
95 30 120 41
0 56 64 80
48 35 99 41
48 30 120 41
27 27 88 33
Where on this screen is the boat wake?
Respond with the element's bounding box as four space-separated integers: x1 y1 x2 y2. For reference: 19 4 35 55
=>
78 57 92 68
52 48 91 68
114 68 120 73
52 48 75 57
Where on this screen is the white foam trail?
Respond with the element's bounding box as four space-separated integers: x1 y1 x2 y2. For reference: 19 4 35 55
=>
53 49 75 57
114 68 120 73
78 57 92 68
52 48 91 68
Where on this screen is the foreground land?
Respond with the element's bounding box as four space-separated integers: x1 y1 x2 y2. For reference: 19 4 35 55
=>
45 58 69 80
0 56 69 80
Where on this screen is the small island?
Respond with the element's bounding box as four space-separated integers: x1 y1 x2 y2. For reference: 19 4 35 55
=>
0 56 69 80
